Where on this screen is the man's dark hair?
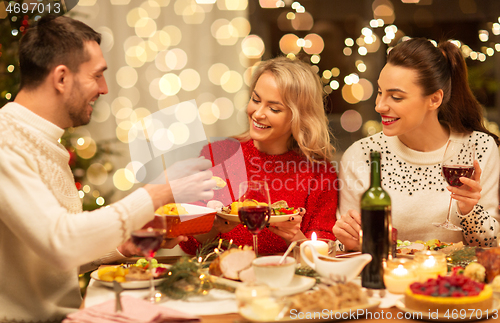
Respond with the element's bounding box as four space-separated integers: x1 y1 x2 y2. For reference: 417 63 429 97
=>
18 14 101 90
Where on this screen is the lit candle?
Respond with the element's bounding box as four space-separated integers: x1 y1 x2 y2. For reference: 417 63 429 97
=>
383 259 417 294
414 251 447 282
300 232 329 265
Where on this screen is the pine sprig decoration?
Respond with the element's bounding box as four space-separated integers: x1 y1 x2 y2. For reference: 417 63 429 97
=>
158 257 213 300
447 246 477 270
295 265 320 280
195 238 239 267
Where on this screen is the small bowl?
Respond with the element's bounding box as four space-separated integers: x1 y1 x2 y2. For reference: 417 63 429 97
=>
157 203 216 238
252 256 296 289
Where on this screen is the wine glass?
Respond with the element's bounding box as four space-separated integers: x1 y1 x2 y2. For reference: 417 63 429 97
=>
433 140 475 231
131 215 167 303
238 181 271 256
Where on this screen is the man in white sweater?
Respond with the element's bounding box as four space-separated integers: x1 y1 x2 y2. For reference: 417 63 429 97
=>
0 15 215 322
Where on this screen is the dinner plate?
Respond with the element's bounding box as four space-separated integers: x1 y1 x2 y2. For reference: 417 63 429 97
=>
216 211 299 224
210 273 316 297
90 270 167 290
239 298 381 322
395 297 500 322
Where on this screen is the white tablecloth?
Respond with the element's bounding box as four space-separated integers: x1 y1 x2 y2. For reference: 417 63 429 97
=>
85 276 403 315
85 279 239 315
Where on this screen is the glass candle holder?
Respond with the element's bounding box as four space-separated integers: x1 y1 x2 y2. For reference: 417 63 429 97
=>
383 258 417 294
414 250 447 282
293 234 335 267
235 283 284 321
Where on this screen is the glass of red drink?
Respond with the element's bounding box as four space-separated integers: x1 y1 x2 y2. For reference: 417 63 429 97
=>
238 181 271 256
131 215 166 303
433 140 475 231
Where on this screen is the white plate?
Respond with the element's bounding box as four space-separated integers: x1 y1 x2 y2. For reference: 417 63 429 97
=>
216 211 298 224
239 298 381 322
210 274 316 297
395 297 500 322
90 269 167 290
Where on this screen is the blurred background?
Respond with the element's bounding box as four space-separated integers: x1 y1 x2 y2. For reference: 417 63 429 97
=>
1 0 500 209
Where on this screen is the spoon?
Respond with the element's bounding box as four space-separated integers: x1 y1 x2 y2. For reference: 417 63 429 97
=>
278 241 297 265
113 280 123 313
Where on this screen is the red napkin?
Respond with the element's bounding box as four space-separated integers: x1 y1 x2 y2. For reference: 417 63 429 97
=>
64 296 200 323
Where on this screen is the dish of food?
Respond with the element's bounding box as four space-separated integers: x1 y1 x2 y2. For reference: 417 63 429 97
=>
216 211 297 223
239 298 381 322
397 239 464 256
91 268 168 289
155 203 216 238
396 298 499 322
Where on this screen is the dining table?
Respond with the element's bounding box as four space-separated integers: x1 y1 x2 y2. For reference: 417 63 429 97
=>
82 256 500 323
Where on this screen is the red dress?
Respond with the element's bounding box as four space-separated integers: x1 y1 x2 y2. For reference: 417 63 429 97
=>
180 139 338 255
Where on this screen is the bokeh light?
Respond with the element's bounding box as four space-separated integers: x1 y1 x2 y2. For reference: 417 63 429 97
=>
221 70 244 93
279 34 300 54
113 168 135 191
160 73 182 96
87 163 108 185
303 33 324 54
208 63 230 85
199 102 220 124
213 97 235 120
91 100 111 123
116 66 138 89
340 110 363 132
242 35 265 58
179 69 201 91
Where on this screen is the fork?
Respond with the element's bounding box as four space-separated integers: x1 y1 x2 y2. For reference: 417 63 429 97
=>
113 281 123 313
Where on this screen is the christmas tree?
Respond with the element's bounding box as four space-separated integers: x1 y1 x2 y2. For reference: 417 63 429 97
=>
0 1 116 210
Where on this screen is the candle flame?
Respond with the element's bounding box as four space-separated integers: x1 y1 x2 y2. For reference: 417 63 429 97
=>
311 232 317 241
423 256 436 268
393 264 409 276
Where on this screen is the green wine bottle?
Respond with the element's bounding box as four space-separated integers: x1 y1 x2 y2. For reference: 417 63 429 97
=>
360 151 392 290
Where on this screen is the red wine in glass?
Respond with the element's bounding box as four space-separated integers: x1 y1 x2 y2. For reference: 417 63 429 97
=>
238 206 270 234
131 229 164 259
238 181 271 256
442 165 474 187
433 140 475 231
131 215 166 303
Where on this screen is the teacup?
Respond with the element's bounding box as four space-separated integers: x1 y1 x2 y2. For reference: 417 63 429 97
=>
252 256 296 289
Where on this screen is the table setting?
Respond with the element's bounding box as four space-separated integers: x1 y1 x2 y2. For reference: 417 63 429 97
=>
76 178 500 323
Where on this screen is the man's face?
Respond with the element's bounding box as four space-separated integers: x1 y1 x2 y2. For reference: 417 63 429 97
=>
65 41 108 127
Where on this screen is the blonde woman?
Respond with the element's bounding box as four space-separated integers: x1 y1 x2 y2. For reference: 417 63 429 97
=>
181 57 339 254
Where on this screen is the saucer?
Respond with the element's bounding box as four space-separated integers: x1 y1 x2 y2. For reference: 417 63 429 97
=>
210 274 316 297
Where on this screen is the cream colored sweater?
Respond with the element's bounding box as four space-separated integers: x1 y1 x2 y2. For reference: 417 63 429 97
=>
338 131 500 246
0 103 154 322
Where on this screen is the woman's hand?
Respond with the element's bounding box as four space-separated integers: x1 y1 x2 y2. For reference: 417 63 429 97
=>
213 215 239 234
332 209 361 251
268 208 306 243
449 160 482 215
206 200 239 233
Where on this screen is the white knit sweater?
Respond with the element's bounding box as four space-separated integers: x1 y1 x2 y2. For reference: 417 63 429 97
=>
338 131 500 246
0 103 154 322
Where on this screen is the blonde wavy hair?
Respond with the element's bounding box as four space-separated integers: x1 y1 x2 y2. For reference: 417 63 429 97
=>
236 57 336 162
